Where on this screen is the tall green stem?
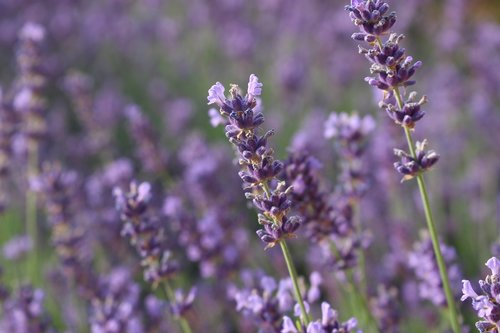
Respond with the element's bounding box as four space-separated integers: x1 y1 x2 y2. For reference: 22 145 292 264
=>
162 279 193 333
393 87 461 333
279 240 311 325
26 141 38 284
352 203 368 295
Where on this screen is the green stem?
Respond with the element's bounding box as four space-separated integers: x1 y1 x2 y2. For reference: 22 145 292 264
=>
353 203 368 296
279 240 311 325
393 87 461 333
162 280 193 333
26 141 38 284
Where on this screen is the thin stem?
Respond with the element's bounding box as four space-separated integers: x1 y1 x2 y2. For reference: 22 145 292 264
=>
352 202 368 295
393 86 461 333
162 280 193 333
279 240 311 325
26 141 38 284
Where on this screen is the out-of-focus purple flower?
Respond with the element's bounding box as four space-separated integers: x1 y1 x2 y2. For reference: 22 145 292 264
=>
32 163 98 300
407 230 461 307
124 105 167 174
15 22 48 144
281 301 359 333
113 181 179 287
371 285 401 333
171 287 197 317
0 285 51 333
208 108 226 127
233 274 295 331
324 112 375 200
89 268 144 333
324 112 375 145
2 235 32 261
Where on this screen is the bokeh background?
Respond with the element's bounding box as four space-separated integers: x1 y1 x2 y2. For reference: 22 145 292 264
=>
0 0 500 332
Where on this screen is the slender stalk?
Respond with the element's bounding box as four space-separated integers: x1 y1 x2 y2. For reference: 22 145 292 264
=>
393 87 461 333
162 279 193 333
279 240 311 325
26 141 38 284
261 182 311 326
352 203 368 295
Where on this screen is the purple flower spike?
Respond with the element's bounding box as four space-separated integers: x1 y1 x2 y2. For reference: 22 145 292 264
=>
207 75 301 248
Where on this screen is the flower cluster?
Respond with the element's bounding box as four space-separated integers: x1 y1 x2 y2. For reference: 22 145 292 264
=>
113 181 179 287
462 257 500 332
408 230 461 307
324 112 375 200
231 271 323 332
32 163 98 299
14 22 47 144
231 273 295 332
124 105 167 174
207 74 301 249
393 140 439 182
0 285 51 333
283 152 336 241
282 302 359 333
346 0 396 41
89 268 144 333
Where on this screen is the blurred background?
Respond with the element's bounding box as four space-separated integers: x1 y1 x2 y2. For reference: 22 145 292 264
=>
0 0 499 332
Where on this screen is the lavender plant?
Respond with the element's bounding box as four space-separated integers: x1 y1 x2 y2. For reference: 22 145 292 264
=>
345 1 460 331
207 74 310 325
14 22 47 281
113 181 194 333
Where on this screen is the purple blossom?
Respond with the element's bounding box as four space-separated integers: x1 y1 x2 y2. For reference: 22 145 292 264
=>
2 235 32 261
462 257 500 332
247 74 263 100
407 230 461 307
281 301 359 333
207 82 226 107
207 75 301 249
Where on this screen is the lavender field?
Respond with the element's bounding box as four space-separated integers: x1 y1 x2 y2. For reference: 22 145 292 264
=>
0 0 499 332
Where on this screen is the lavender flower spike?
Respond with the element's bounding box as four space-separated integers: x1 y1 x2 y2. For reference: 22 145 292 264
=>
206 74 300 249
345 1 459 332
207 74 309 325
